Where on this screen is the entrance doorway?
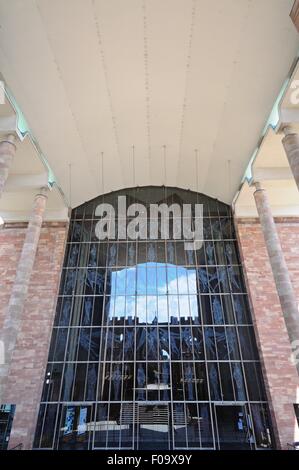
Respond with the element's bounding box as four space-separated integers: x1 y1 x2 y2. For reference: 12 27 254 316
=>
0 405 15 450
214 405 253 450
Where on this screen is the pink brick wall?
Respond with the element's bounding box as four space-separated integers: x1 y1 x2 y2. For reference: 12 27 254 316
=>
0 222 68 449
1 217 298 449
235 217 299 449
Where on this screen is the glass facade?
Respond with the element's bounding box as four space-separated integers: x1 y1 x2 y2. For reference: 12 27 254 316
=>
34 187 273 450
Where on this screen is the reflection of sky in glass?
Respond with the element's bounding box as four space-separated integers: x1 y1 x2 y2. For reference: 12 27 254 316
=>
109 262 199 323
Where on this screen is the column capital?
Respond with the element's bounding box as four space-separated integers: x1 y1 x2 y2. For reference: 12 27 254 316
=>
0 133 17 197
0 133 17 149
35 186 49 199
252 181 264 192
281 124 298 137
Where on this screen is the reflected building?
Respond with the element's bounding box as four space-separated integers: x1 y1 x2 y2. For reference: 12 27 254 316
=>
33 187 273 450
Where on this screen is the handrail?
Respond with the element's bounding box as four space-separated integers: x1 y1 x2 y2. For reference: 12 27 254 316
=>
9 443 23 450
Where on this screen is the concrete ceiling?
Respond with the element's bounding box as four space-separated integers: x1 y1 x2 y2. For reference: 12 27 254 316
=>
0 0 298 209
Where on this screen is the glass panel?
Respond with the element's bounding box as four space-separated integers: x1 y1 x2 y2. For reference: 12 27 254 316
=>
73 364 87 401
243 362 266 401
39 404 58 449
49 328 67 362
42 363 63 402
204 327 217 360
219 363 234 401
251 404 273 449
232 363 246 401
58 405 92 450
233 295 252 324
208 363 221 401
86 363 98 401
238 326 259 360
198 404 214 448
173 403 187 448
94 404 108 448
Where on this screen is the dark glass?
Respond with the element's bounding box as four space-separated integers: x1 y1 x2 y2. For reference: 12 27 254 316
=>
194 362 208 400
54 297 72 326
173 403 187 447
204 327 217 360
211 296 224 324
48 328 67 362
233 295 252 324
36 186 272 450
58 405 93 450
243 362 266 401
251 403 273 449
201 295 212 324
168 327 180 359
222 295 235 324
197 267 209 293
238 326 259 360
41 363 63 402
107 404 121 447
228 265 244 293
61 363 75 401
226 326 240 360
208 363 221 401
86 363 98 401
40 405 58 448
172 362 184 400
219 363 234 401
73 364 87 401
0 405 16 450
94 404 108 447
232 363 246 401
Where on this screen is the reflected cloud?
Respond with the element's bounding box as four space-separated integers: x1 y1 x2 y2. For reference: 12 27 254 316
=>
109 262 199 324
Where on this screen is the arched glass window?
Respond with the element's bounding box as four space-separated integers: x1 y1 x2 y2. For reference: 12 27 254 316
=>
34 187 274 450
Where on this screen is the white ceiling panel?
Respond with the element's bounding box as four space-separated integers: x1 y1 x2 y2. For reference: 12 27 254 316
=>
0 0 298 208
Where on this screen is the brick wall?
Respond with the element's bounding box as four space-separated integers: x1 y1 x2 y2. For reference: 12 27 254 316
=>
1 217 298 449
0 221 68 449
235 217 299 449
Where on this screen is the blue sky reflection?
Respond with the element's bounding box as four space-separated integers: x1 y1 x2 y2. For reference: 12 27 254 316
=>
109 262 199 323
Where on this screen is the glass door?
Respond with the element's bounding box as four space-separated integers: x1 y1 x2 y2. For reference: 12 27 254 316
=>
136 403 171 450
214 404 253 450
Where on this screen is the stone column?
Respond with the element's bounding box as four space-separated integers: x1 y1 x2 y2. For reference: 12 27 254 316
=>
0 134 16 197
253 182 299 375
282 126 299 192
0 188 48 398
